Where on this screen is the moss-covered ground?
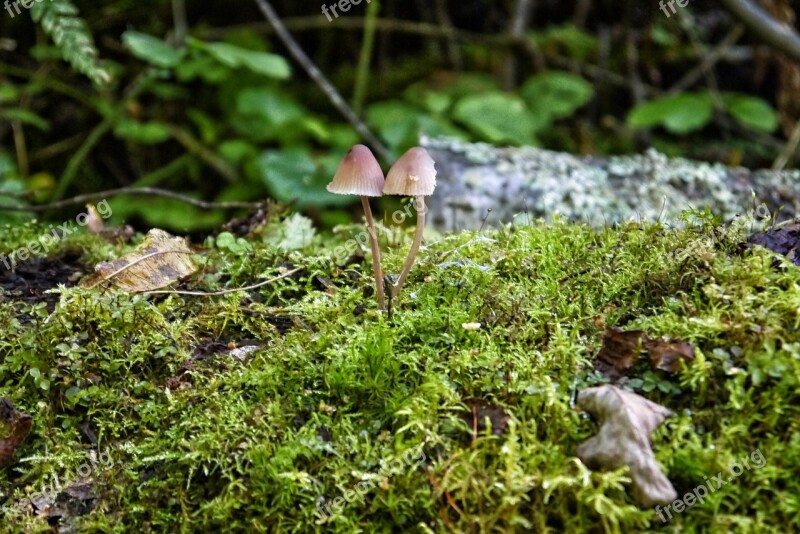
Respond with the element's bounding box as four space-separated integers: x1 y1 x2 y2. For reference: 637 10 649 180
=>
0 210 799 533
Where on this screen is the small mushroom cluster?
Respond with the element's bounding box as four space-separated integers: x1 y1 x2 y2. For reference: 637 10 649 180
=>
327 145 436 310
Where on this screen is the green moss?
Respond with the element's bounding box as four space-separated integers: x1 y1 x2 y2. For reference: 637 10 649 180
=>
0 212 798 532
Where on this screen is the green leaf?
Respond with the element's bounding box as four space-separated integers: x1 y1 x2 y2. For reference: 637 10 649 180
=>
529 24 598 60
191 39 290 79
520 71 593 121
0 109 50 130
122 31 184 68
0 85 20 103
216 231 253 255
722 94 779 133
175 55 230 84
113 119 171 144
366 101 465 154
627 93 713 134
249 148 344 207
232 87 309 142
452 92 542 144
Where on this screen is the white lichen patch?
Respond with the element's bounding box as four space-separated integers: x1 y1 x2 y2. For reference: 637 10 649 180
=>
422 136 800 231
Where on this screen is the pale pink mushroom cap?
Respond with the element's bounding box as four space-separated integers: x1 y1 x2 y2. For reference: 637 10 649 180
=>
383 147 437 196
327 144 385 197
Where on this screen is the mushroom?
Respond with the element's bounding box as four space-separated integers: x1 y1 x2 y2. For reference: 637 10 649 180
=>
327 144 386 309
382 147 436 299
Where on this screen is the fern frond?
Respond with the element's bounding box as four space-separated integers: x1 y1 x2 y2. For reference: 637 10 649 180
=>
31 0 111 85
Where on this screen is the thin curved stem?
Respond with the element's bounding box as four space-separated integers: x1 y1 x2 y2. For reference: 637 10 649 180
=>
392 196 425 299
361 196 385 310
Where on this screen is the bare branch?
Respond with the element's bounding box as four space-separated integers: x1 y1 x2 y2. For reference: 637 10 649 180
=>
720 0 800 64
0 187 261 212
252 0 393 163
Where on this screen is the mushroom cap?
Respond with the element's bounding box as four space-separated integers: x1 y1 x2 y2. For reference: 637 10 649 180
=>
327 144 385 197
383 147 436 196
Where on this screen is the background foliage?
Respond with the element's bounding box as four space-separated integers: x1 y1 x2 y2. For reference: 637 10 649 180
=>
0 0 796 230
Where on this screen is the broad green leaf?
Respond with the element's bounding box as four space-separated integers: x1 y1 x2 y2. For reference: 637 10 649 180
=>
192 39 290 79
627 93 713 134
521 71 593 120
452 92 542 144
366 101 464 153
232 86 306 142
175 55 230 84
113 119 171 144
122 31 184 68
249 148 345 207
722 94 779 133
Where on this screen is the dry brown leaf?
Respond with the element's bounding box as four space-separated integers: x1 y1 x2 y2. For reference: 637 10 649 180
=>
0 398 33 468
576 385 677 507
644 338 695 373
594 327 647 379
85 229 197 292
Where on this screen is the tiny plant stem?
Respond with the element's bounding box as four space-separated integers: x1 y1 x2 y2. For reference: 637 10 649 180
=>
361 196 385 310
392 196 425 299
352 0 379 115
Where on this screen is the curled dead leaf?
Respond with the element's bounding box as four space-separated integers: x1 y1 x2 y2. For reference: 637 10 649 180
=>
576 385 677 507
84 229 197 292
644 338 695 373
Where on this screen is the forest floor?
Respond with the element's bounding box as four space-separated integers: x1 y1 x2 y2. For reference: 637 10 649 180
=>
0 208 798 533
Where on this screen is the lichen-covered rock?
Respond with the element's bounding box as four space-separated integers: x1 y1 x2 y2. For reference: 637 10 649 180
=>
423 136 800 231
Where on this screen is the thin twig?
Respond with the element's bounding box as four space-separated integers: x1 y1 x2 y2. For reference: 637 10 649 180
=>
668 25 745 94
165 124 238 182
352 0 379 115
143 267 302 296
773 117 800 170
252 0 392 163
0 186 261 212
502 0 533 88
720 0 800 64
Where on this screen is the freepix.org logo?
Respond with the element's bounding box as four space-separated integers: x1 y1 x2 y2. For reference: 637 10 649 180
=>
5 0 54 19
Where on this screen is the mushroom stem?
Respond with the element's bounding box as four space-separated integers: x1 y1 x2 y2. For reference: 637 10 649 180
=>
361 196 385 310
392 195 425 299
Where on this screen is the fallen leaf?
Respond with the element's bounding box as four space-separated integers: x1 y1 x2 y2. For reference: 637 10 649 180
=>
594 327 647 379
644 338 695 373
85 229 197 291
0 398 33 468
463 399 509 440
743 222 800 266
576 385 677 507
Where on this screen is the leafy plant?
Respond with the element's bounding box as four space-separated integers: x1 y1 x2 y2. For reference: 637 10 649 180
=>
30 0 110 85
628 91 779 134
